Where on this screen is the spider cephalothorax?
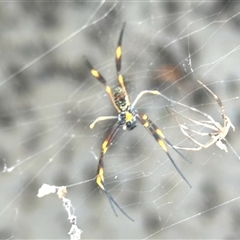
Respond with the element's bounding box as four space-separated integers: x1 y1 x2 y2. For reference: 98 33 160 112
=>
113 87 128 111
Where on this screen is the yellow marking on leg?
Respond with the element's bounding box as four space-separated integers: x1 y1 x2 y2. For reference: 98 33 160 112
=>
96 168 105 190
102 140 109 154
105 86 112 94
143 122 149 127
118 75 124 84
142 114 148 120
116 46 122 59
99 168 104 181
91 69 100 78
158 139 167 152
156 129 165 138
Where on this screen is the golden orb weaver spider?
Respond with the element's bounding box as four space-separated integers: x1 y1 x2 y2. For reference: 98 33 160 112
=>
83 23 191 221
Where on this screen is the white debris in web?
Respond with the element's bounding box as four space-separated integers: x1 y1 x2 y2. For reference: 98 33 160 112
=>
37 184 57 197
37 184 83 240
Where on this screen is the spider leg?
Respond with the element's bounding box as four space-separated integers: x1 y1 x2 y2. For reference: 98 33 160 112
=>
173 125 219 151
167 107 220 132
83 56 119 112
131 90 161 109
178 125 211 137
196 80 225 120
115 22 130 106
168 107 230 151
153 89 224 126
90 116 118 129
139 87 233 137
136 112 191 188
96 122 134 221
102 181 134 221
166 78 235 152
115 22 126 74
166 106 224 151
227 116 235 131
132 89 222 131
196 79 235 132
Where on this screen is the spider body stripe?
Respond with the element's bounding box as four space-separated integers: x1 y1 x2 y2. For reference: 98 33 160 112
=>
84 23 190 220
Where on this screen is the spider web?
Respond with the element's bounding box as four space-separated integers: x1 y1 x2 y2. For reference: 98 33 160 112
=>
1 1 240 239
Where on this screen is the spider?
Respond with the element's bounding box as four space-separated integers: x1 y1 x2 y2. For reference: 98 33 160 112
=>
83 23 191 221
168 79 235 152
